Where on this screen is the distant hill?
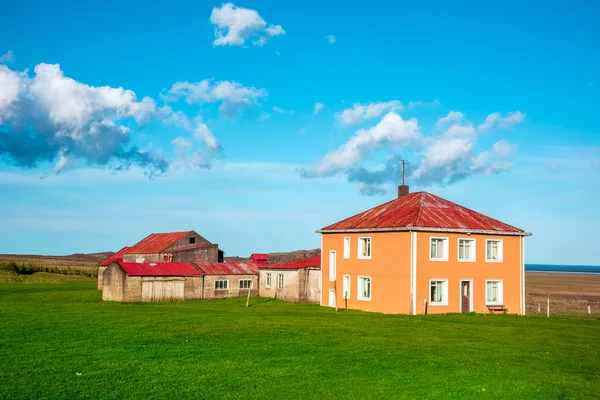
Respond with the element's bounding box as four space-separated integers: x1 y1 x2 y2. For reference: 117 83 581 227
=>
224 249 321 264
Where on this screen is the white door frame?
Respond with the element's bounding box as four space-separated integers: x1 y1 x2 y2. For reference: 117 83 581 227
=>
459 279 474 313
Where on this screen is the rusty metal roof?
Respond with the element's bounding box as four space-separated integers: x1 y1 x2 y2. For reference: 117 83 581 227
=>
194 262 259 275
320 192 527 234
116 261 202 276
260 256 321 270
98 246 130 267
124 231 191 254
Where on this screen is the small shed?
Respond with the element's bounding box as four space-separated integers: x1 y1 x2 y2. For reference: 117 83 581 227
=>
194 262 259 299
102 261 203 302
259 256 321 303
97 246 130 290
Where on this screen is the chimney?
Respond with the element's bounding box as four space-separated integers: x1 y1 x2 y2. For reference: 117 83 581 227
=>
250 253 269 266
398 185 410 198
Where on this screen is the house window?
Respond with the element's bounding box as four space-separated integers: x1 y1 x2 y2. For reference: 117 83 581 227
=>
265 273 272 288
429 280 448 305
486 280 503 305
343 275 351 299
189 237 196 245
458 239 476 261
486 240 503 262
277 273 284 289
430 237 448 261
239 279 252 289
343 237 350 259
214 280 228 290
329 250 336 281
358 237 372 259
358 276 371 301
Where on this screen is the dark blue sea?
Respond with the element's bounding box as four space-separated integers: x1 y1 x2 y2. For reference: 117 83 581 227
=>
526 264 600 275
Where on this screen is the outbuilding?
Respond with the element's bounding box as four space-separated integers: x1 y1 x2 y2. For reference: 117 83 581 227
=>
259 256 321 303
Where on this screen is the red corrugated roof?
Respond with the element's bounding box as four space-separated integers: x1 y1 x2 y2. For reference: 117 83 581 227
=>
194 262 259 275
321 192 525 233
260 256 321 270
98 246 130 267
117 261 202 276
124 231 191 254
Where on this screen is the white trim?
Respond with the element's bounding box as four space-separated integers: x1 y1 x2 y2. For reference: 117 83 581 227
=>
429 236 449 261
357 275 372 301
409 232 414 315
342 274 351 299
343 237 350 259
319 235 323 306
429 278 448 306
277 273 284 289
459 279 474 312
457 238 476 262
317 226 532 236
265 272 272 289
522 237 526 315
329 250 337 281
328 288 336 307
485 279 504 305
357 236 372 259
410 232 418 315
485 239 504 263
519 236 523 314
239 279 252 289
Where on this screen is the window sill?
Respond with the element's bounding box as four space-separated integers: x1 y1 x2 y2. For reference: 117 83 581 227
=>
430 302 448 306
485 259 503 263
486 302 504 306
358 297 372 302
429 257 448 262
458 259 476 263
357 256 372 260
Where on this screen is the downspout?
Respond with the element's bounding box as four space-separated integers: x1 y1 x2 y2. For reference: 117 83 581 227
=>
409 231 414 315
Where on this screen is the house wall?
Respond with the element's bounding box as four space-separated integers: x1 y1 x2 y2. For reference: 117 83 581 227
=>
259 269 300 302
102 265 143 302
97 266 107 290
184 276 204 300
321 232 412 314
122 253 162 263
202 274 259 300
306 269 321 303
416 232 523 315
164 231 211 251
171 244 219 263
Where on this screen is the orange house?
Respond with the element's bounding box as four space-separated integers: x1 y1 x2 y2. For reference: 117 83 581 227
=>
318 187 531 315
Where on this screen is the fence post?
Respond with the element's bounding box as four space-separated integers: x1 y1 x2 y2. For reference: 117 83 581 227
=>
246 287 251 308
588 305 591 314
538 303 541 313
547 298 550 318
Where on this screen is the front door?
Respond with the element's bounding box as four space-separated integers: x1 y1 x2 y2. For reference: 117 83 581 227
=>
329 289 336 307
461 281 471 312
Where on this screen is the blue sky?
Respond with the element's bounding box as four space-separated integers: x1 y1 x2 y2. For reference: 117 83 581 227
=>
0 1 599 265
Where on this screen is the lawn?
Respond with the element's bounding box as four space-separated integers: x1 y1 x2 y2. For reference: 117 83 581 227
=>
1 273 599 399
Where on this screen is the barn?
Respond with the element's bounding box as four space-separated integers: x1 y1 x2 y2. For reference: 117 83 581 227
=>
259 256 321 303
195 262 259 299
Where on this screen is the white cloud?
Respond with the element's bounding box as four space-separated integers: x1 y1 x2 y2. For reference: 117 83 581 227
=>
164 79 266 118
210 3 285 47
435 111 464 128
326 35 336 44
335 101 403 126
314 102 324 114
0 50 14 63
302 112 420 177
478 111 525 132
272 106 294 115
0 65 26 123
258 112 270 122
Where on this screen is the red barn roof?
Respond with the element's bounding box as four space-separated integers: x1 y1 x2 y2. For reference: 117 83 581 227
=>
124 231 191 254
98 246 130 267
260 256 321 270
194 262 259 275
319 192 530 235
116 261 202 276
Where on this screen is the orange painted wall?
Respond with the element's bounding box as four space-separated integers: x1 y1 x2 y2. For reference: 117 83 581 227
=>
321 231 524 315
321 232 412 314
415 233 523 315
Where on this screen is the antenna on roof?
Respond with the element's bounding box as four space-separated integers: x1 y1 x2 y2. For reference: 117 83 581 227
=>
399 159 410 198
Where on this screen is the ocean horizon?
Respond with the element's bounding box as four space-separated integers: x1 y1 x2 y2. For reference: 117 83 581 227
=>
525 264 600 274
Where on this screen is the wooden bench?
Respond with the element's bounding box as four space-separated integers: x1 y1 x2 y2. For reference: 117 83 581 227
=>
487 305 508 314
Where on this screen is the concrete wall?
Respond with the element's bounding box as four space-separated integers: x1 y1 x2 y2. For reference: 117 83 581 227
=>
102 264 143 303
202 274 259 299
97 266 107 290
259 268 321 303
171 244 219 263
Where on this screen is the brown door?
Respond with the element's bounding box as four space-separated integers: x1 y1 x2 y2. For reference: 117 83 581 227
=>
461 281 471 312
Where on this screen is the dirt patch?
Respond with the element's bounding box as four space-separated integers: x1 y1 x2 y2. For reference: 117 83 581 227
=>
526 272 600 314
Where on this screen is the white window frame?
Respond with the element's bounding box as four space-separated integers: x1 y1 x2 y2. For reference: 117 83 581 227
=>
342 274 351 299
214 280 229 290
239 279 252 289
457 238 476 262
485 279 504 305
265 272 272 289
357 237 372 259
343 237 351 259
277 273 284 289
429 237 449 261
429 279 448 306
357 275 372 301
329 250 337 281
485 239 504 263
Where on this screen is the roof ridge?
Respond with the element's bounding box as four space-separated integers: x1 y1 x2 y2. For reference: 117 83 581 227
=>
414 192 427 226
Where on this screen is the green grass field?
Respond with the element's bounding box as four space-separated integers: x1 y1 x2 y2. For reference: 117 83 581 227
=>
1 272 599 399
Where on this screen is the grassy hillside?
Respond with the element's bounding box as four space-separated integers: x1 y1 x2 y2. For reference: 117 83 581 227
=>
0 273 599 399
